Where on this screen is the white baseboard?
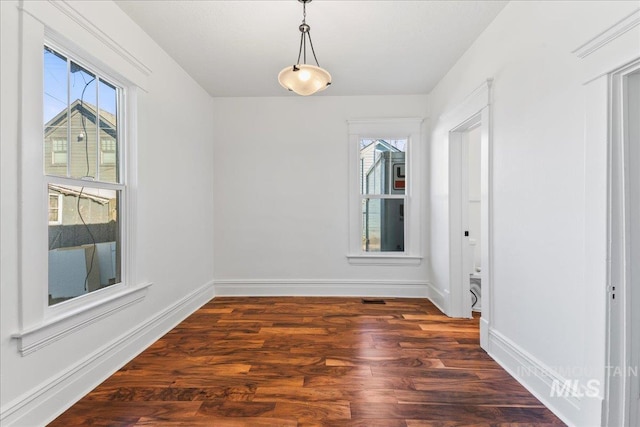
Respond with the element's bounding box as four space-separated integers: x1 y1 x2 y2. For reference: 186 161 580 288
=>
213 279 428 298
487 328 603 427
479 316 489 349
425 282 448 314
0 281 215 427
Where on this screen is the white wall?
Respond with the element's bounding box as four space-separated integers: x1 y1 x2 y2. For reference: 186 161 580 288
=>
0 1 214 425
428 1 640 426
212 95 430 296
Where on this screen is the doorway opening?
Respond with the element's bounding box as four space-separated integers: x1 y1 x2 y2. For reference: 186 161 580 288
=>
445 79 492 348
465 125 483 313
606 60 640 427
449 114 487 320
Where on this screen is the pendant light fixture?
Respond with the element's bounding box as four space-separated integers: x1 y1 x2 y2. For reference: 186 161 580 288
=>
278 0 332 96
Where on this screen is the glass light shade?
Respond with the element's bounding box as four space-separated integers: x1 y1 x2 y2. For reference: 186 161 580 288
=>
278 64 332 96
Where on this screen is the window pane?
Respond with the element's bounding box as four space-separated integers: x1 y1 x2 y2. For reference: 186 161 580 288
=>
362 198 404 252
98 79 118 183
360 139 406 195
48 184 120 305
44 47 68 177
69 62 97 180
44 47 121 183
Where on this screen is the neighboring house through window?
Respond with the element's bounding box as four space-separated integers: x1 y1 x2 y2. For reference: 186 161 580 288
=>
360 138 407 252
347 118 423 265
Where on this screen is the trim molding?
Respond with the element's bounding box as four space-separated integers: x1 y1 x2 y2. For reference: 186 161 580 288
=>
440 79 492 126
47 0 153 76
573 8 640 59
0 281 214 427
12 283 152 356
479 317 489 349
487 328 603 427
425 281 448 314
213 279 428 298
346 255 423 266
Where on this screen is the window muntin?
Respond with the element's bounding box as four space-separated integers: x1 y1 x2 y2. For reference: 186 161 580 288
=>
98 80 118 180
44 46 120 184
44 45 123 306
360 139 407 252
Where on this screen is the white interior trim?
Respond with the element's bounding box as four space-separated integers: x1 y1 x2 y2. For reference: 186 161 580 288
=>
16 0 145 348
442 79 493 329
214 279 428 298
426 282 448 314
46 0 152 76
346 254 422 266
572 8 640 59
1 281 214 427
603 57 640 427
19 0 151 89
347 118 424 261
12 282 152 356
487 328 603 427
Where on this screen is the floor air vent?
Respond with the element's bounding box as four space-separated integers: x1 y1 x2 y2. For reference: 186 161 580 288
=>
361 298 386 304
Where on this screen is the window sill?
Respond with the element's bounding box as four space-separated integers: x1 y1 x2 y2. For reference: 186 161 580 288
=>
12 282 152 356
347 254 423 266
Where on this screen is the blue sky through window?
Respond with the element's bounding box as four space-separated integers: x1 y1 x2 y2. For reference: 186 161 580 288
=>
44 47 117 124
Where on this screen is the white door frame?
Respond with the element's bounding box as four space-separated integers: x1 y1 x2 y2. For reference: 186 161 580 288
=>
605 58 640 427
446 79 493 348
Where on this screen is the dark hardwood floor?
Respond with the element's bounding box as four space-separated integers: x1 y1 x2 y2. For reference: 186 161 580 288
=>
49 297 565 426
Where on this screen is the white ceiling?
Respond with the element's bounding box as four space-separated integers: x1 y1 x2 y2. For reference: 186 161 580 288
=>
115 0 508 97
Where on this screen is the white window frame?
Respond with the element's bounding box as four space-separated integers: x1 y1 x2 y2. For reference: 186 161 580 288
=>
44 41 126 294
347 118 424 265
13 5 149 356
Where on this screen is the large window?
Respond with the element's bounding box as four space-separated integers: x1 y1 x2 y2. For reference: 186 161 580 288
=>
348 119 423 264
13 3 148 356
44 45 123 305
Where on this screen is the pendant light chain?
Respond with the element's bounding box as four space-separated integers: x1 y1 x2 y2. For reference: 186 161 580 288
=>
303 1 306 24
294 0 320 67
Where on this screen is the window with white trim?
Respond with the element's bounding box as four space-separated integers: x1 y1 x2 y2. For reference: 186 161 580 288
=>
44 45 123 305
48 193 63 225
13 3 149 356
347 119 423 265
